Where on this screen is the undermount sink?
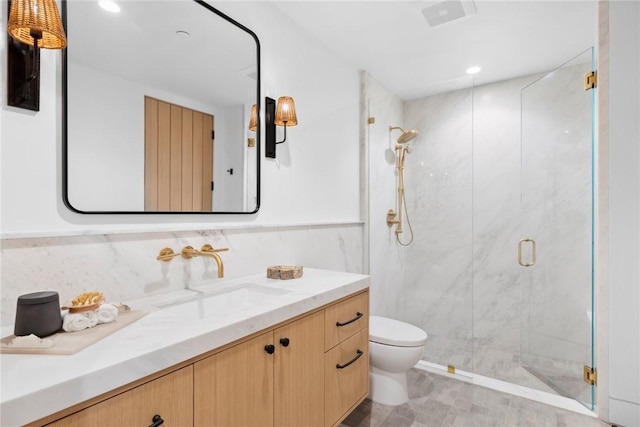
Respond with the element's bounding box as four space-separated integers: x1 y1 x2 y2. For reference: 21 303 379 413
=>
158 283 290 320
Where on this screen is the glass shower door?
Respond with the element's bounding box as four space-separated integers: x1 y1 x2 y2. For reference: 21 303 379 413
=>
519 48 595 409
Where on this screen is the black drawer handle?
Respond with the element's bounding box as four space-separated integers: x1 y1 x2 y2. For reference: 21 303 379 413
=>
149 414 164 427
265 344 275 354
336 349 364 369
280 337 290 347
336 312 363 327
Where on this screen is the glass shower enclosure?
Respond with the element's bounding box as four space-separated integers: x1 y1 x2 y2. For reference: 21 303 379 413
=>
519 48 596 409
365 46 596 410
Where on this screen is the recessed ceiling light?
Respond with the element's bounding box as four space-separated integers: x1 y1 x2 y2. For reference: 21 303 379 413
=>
99 1 120 13
466 66 481 75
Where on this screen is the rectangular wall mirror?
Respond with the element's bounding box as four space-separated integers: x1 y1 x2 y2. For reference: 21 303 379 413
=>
62 0 260 214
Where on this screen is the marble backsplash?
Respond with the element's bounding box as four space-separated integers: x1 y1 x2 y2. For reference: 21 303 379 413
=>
0 223 364 326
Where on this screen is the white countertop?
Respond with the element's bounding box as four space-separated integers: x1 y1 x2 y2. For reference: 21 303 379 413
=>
0 268 370 426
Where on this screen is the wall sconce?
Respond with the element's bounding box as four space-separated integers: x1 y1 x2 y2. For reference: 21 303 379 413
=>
248 104 257 132
265 96 298 158
247 104 257 147
6 0 67 111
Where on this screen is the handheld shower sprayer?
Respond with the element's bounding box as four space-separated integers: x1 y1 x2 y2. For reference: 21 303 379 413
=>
387 125 419 246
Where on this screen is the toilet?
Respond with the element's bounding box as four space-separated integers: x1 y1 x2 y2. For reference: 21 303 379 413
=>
369 316 428 406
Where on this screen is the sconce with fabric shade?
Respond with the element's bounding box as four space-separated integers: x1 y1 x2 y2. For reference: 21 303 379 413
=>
265 96 298 158
274 96 297 127
7 0 67 111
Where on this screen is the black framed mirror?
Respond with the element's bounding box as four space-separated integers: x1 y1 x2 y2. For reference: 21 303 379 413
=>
62 0 260 214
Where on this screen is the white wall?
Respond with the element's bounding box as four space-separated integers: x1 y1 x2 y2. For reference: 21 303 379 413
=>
0 1 361 235
607 1 640 425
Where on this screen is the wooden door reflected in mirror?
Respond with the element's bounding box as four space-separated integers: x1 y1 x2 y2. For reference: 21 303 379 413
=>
144 97 214 212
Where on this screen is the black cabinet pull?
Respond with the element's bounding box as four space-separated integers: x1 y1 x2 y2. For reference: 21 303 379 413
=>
336 312 363 327
280 337 290 347
264 344 275 354
149 414 164 427
336 349 364 369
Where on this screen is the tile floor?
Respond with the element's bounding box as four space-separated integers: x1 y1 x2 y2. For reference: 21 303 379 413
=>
340 369 610 427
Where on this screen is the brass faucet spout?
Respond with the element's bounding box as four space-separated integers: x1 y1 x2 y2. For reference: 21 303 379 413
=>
180 245 228 278
207 252 224 278
200 244 228 278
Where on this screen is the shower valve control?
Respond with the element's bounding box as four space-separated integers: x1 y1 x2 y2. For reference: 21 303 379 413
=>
386 209 399 226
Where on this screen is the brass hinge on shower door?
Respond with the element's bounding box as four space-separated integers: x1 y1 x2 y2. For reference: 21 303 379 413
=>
584 71 597 90
583 365 597 385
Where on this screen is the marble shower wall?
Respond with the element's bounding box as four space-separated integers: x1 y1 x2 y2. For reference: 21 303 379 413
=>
401 84 475 372
1 224 364 325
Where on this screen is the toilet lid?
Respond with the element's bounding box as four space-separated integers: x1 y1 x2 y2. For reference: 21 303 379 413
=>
369 316 428 347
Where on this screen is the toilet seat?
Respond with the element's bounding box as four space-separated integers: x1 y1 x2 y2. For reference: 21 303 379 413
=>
369 316 427 347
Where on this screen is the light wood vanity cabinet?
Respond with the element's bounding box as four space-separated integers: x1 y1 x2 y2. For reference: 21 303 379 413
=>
273 310 325 426
194 310 325 427
36 289 369 427
324 292 370 426
194 331 275 426
45 366 193 427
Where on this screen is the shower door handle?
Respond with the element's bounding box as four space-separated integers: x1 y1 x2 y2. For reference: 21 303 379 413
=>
518 238 536 267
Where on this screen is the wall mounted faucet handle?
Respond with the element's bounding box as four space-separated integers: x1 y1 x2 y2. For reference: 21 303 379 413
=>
156 248 181 262
181 245 198 259
200 244 229 253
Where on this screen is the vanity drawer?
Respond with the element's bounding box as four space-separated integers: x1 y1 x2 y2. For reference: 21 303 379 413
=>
325 290 369 351
324 329 369 427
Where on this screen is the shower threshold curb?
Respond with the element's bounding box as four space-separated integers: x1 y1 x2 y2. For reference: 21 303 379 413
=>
414 360 598 418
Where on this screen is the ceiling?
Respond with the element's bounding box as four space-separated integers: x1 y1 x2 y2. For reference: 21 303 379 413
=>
272 0 597 100
67 1 258 107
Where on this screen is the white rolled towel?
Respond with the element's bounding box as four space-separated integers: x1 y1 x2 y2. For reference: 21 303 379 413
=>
62 310 98 332
96 303 119 324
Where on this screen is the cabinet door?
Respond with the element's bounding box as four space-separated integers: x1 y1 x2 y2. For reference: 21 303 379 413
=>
274 311 325 427
325 329 369 427
47 366 193 427
194 331 274 427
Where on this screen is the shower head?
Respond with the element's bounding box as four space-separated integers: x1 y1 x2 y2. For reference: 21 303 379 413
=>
389 126 419 144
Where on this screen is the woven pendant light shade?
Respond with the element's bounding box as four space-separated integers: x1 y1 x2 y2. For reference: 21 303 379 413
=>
274 96 298 126
7 0 67 49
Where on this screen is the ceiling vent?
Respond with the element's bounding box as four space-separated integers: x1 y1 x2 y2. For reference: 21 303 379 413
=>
421 0 477 27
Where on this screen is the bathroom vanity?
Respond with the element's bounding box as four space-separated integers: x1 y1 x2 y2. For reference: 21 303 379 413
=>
0 269 370 427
